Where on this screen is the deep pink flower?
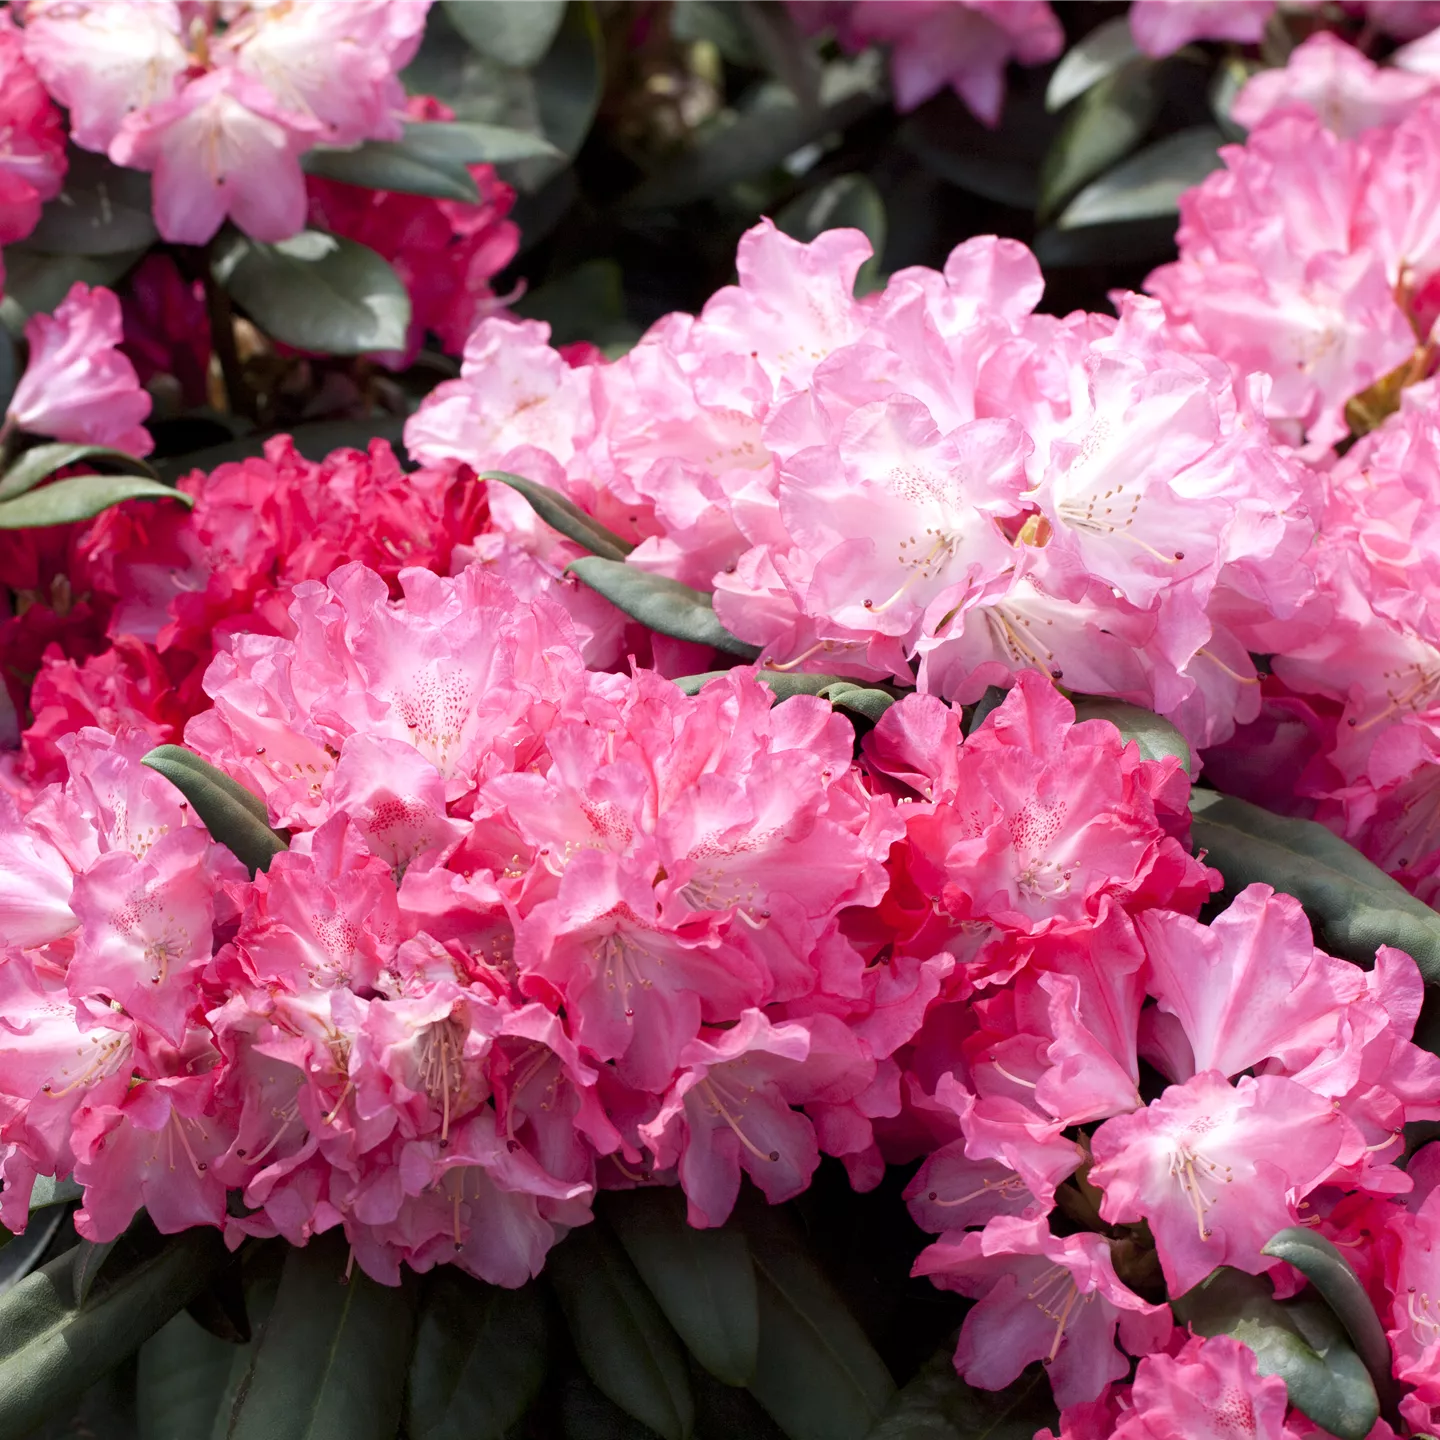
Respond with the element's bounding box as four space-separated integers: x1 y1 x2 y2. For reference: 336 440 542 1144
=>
1129 0 1274 57
0 9 66 255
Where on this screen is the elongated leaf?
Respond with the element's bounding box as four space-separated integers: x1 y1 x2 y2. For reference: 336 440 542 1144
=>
212 231 409 355
405 1267 550 1440
546 1223 695 1440
303 121 558 200
559 1368 666 1439
484 470 634 561
185 1264 251 1346
0 474 190 529
675 670 905 710
867 1344 1057 1439
532 1 605 161
1262 1228 1401 1423
444 0 567 67
72 1238 118 1307
28 1177 82 1211
567 558 762 660
138 1311 244 1440
0 329 16 417
1175 1266 1378 1440
603 1188 758 1388
1189 789 1440 988
1047 17 1141 111
140 745 288 877
1058 125 1224 229
0 1227 225 1439
225 1231 417 1440
25 148 157 256
735 1202 895 1440
0 443 159 503
1072 698 1192 774
0 246 144 333
513 258 637 351
0 1206 67 1299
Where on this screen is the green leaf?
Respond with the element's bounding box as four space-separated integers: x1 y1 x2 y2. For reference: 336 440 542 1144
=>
739 1 822 111
735 1202 895 1440
0 1207 67 1299
867 1344 1057 1439
443 0 567 67
603 1188 758 1388
303 120 559 201
1047 17 1142 111
138 1311 245 1440
0 474 191 529
0 247 145 334
72 1239 118 1307
819 683 897 725
0 442 159 503
531 2 605 161
1037 59 1159 222
405 1267 550 1440
1261 1227 1402 1425
546 1222 696 1440
559 1368 667 1439
0 1226 226 1440
0 327 14 417
225 1231 418 1440
1058 125 1224 229
1175 1266 1379 1440
1071 698 1193 774
774 175 886 293
212 230 410 355
152 416 407 486
1188 789 1440 991
483 470 634 561
140 745 288 878
566 558 762 660
1211 55 1260 141
28 1178 82 1211
185 1265 252 1346
511 259 638 351
25 148 157 256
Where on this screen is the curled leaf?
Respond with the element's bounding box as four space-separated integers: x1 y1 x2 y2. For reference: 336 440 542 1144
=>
0 474 190 529
483 469 634 561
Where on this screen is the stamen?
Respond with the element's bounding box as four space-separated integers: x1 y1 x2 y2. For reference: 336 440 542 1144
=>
927 1175 1027 1207
989 1056 1038 1090
700 1079 779 1163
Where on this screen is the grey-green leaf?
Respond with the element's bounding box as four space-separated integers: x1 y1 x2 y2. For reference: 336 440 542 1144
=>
736 1202 895 1440
818 683 897 724
0 1228 226 1440
72 1239 118 1307
138 1311 244 1440
603 1188 759 1388
0 443 159 503
774 174 886 293
25 148 157 256
212 230 410 355
484 469 634 561
405 1268 550 1440
0 474 191 529
867 1345 1057 1440
1175 1266 1379 1440
531 1 605 163
1072 698 1193 774
28 1177 82 1211
546 1222 696 1440
225 1231 417 1440
567 558 762 660
443 0 567 67
1188 789 1440 993
0 1207 66 1299
671 670 902 722
140 745 288 878
1058 125 1224 229
1047 17 1142 111
0 247 145 334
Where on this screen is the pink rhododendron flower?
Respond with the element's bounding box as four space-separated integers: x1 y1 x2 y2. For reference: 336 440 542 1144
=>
0 8 65 270
1129 0 1274 57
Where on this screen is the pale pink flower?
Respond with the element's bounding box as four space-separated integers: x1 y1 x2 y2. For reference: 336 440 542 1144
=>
0 791 76 947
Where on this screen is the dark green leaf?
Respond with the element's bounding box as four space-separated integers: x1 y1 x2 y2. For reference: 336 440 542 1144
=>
1071 698 1192 774
25 148 157 256
511 259 638 350
735 1203 895 1440
303 121 558 201
184 1264 251 1346
153 416 407 486
140 745 288 878
965 686 1009 736
774 175 885 292
739 1 822 111
138 1311 245 1440
1058 125 1224 229
0 442 159 503
1261 1227 1402 1425
674 671 905 710
560 1369 666 1439
0 474 191 529
28 1178 82 1211
546 1222 695 1440
225 1230 417 1440
867 1344 1057 1439
532 1 604 162
1175 1266 1378 1440
0 1207 67 1299
1047 17 1141 111
567 558 762 660
0 328 14 417
603 1189 758 1388
212 230 410 355
0 1227 225 1440
405 1267 550 1440
0 248 145 333
1037 59 1160 222
1031 216 1180 269
1211 56 1259 141
443 0 567 67
72 1239 118 1307
484 470 634 561
671 1 759 66
1188 789 1440 989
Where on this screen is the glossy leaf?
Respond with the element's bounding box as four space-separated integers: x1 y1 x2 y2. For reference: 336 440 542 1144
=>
1047 17 1141 111
0 327 14 417
25 148 157 256
0 247 144 332
141 745 288 878
603 1188 759 1388
736 1202 895 1440
0 474 191 529
1072 698 1193 774
1188 789 1440 990
212 230 410 356
405 1267 550 1440
0 1207 67 1299
484 469 634 560
1175 1266 1378 1440
137 1311 244 1440
226 1231 418 1440
0 1227 225 1439
867 1345 1057 1439
532 1 604 161
547 1222 696 1440
71 1239 118 1307
559 1368 667 1439
443 0 567 67
567 558 762 660
0 442 159 503
1058 125 1224 229
184 1264 251 1346
28 1178 82 1211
